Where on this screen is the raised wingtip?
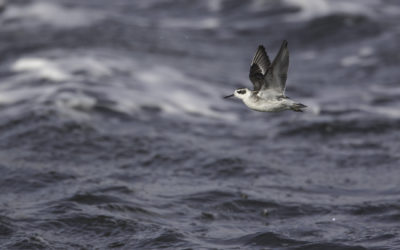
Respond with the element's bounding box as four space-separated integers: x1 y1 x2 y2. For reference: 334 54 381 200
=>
282 40 288 46
258 45 265 50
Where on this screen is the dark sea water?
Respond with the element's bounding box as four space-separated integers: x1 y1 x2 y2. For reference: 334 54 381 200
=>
1 0 400 249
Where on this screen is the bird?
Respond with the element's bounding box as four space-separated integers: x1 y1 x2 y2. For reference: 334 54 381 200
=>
224 40 306 112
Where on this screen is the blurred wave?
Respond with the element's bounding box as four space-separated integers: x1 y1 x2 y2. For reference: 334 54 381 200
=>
0 0 400 249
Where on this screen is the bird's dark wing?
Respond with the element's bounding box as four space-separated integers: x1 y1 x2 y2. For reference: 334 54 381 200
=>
249 45 271 91
264 40 289 94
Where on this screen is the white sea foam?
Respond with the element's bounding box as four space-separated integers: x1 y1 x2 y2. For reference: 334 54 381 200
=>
135 65 237 121
3 1 103 28
12 57 69 81
283 0 379 22
8 51 237 121
362 106 400 119
61 57 115 78
11 53 132 82
161 17 220 29
6 53 119 119
54 91 97 111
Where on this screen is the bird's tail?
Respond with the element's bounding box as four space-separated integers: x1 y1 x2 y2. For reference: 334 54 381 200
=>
291 103 307 112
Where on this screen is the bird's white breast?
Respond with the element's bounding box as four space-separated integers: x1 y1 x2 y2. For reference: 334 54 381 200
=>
243 97 293 112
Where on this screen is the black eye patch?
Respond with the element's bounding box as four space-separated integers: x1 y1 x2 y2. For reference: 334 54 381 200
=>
237 90 246 94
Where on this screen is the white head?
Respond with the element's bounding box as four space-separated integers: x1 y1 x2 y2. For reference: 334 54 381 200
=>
224 88 251 100
234 88 252 100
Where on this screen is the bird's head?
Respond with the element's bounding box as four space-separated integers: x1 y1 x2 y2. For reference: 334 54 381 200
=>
224 88 251 100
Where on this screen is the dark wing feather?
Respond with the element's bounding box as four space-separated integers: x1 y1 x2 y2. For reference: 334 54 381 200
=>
264 40 289 93
249 45 271 91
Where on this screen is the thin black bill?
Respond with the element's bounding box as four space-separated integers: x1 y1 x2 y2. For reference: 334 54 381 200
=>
224 94 234 98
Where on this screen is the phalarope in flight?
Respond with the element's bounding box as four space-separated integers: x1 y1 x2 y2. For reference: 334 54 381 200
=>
224 40 306 112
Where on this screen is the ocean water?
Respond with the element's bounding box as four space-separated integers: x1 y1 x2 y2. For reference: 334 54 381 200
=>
1 0 400 249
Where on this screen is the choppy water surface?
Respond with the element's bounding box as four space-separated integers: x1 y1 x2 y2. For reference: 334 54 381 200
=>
1 0 400 249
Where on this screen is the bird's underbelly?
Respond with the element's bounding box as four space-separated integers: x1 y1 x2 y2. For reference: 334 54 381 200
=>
244 99 291 112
